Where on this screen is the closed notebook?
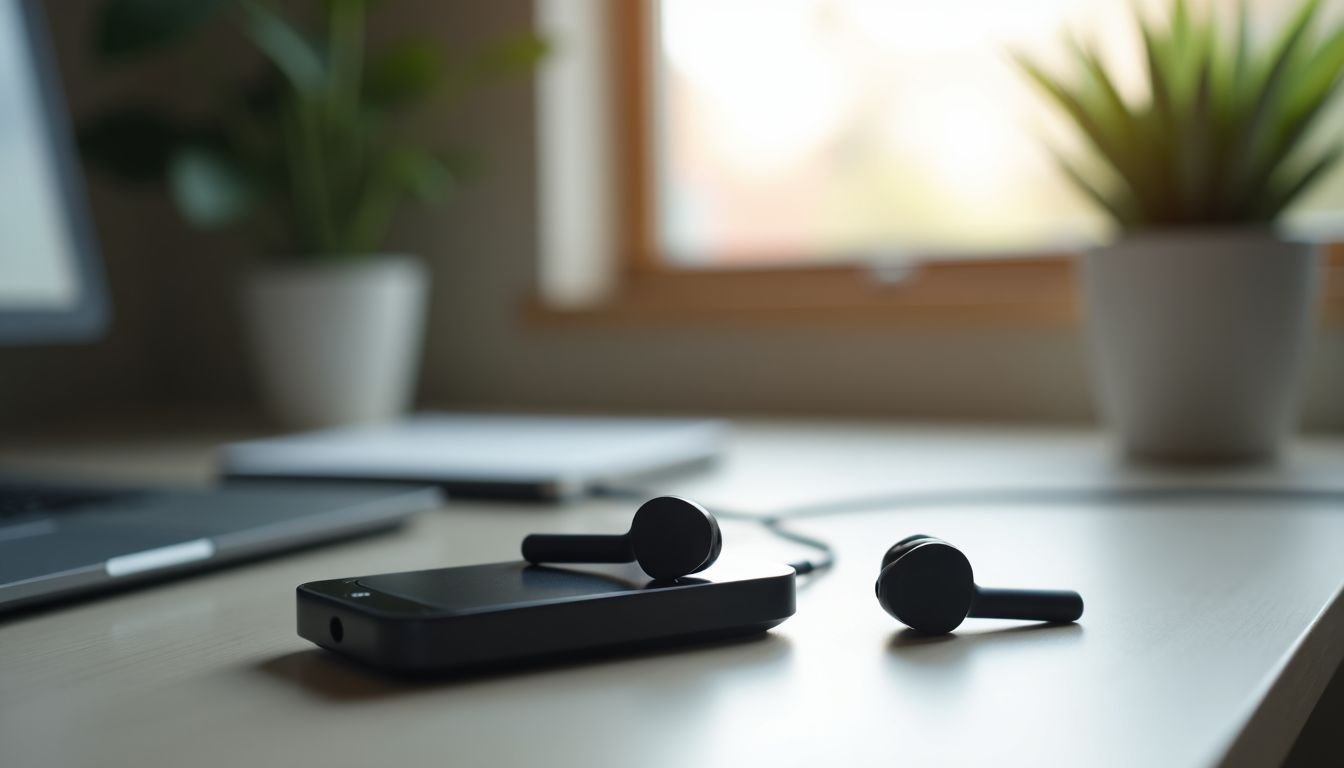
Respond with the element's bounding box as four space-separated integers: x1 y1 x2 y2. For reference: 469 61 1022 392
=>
218 413 726 500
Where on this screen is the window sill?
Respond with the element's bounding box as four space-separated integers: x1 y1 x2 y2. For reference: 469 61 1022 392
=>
528 251 1344 331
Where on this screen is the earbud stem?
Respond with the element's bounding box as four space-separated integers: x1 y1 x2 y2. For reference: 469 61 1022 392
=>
970 587 1084 624
522 533 635 565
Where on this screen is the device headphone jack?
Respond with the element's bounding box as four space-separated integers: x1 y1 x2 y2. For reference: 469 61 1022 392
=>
522 495 723 580
875 534 1083 634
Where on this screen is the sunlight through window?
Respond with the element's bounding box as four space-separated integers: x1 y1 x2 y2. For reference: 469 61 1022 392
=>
654 0 1344 264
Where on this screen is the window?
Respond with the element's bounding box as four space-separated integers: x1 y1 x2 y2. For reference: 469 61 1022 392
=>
650 0 1344 266
655 0 1111 264
533 1 1344 326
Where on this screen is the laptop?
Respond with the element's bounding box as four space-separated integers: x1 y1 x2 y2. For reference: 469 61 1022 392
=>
0 0 439 615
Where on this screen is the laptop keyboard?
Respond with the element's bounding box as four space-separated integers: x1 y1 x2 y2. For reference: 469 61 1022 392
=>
0 484 138 520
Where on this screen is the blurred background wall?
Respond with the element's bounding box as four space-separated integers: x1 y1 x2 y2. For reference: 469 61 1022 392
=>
2 0 1341 430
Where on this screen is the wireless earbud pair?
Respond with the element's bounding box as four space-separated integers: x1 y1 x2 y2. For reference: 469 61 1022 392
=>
523 496 1083 634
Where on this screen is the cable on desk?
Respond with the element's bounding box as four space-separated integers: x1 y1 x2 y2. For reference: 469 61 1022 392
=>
742 485 1344 521
759 516 835 576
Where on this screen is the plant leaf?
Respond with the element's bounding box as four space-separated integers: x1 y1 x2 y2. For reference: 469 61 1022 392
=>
1267 28 1344 176
1175 44 1215 220
167 145 255 228
241 1 326 92
1231 0 1251 94
438 31 550 103
1171 0 1191 49
95 0 236 61
1287 27 1344 119
1012 50 1146 210
1049 148 1135 228
1069 36 1135 143
1139 14 1177 140
1136 13 1179 221
469 32 550 79
1072 35 1163 214
1227 0 1322 209
1168 0 1193 95
325 0 365 114
1017 0 1344 228
1205 0 1252 216
366 41 445 109
1260 143 1344 219
404 152 457 203
343 146 421 252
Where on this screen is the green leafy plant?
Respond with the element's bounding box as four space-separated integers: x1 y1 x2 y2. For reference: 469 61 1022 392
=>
80 0 546 259
1013 0 1344 230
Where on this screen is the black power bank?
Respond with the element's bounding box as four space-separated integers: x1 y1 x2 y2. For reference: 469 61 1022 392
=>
297 559 796 674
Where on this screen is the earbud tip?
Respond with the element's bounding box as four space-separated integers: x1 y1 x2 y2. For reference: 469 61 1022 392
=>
880 534 935 571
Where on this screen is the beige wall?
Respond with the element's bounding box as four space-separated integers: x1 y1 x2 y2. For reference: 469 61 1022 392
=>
3 0 1341 431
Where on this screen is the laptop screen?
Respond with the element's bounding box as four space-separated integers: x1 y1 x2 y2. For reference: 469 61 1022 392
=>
0 0 105 344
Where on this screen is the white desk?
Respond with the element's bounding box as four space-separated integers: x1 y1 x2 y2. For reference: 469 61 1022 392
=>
1 420 1342 767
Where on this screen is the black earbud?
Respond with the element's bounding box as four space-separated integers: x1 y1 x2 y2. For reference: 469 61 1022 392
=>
522 496 722 580
875 534 1083 634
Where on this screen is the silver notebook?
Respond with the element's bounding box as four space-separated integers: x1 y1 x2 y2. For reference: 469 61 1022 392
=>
219 414 727 500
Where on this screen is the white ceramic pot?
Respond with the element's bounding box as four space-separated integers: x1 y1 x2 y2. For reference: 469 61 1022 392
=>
1082 230 1319 462
244 255 428 430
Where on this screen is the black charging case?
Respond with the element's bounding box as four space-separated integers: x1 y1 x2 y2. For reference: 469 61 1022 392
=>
297 558 796 675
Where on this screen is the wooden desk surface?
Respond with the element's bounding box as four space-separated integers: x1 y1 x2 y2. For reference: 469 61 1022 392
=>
1 420 1342 768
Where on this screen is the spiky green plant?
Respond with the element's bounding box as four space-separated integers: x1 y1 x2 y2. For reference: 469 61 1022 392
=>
1013 0 1344 230
80 0 546 260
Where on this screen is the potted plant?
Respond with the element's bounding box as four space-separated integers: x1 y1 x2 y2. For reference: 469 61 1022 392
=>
80 0 545 428
1014 0 1344 461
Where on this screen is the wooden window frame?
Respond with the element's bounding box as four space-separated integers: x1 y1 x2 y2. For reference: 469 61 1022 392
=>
534 2 1344 330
